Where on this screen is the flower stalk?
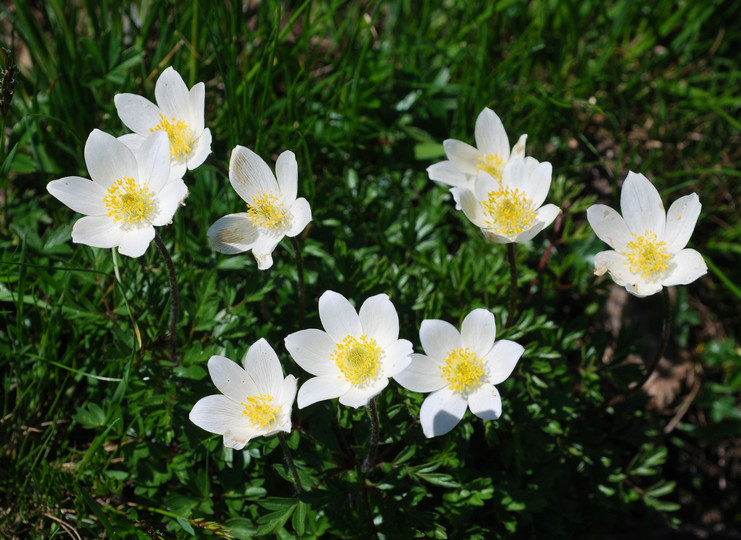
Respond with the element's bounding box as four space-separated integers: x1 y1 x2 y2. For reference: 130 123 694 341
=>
362 398 380 472
154 232 180 365
278 432 304 494
290 236 306 328
506 243 518 328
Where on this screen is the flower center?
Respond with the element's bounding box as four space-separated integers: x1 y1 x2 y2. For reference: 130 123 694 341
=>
150 114 193 160
623 231 670 280
481 187 536 237
241 393 280 429
103 177 156 227
332 334 382 386
476 153 504 181
247 191 289 230
441 347 486 394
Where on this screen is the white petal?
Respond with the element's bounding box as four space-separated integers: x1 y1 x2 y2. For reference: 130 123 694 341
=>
136 131 172 194
586 204 632 251
468 384 503 420
486 339 524 385
359 294 399 349
474 170 499 200
419 319 461 358
427 161 471 188
443 139 479 175
114 94 161 135
189 395 244 435
520 161 553 209
229 146 279 203
208 355 256 402
380 339 413 377
71 216 125 248
594 251 663 297
664 193 701 253
297 375 350 408
117 227 155 258
278 375 298 412
626 280 663 298
251 235 281 270
151 178 188 226
457 188 484 227
187 81 206 134
481 229 513 244
285 198 312 237
338 377 389 408
620 172 665 236
419 387 468 438
275 150 298 201
460 309 496 357
47 176 107 216
244 338 283 394
284 329 338 376
393 353 446 393
117 133 146 154
510 134 527 160
662 249 707 287
85 130 138 189
186 128 212 171
223 427 258 450
474 107 509 158
318 290 362 342
154 67 190 119
207 214 260 254
512 204 560 243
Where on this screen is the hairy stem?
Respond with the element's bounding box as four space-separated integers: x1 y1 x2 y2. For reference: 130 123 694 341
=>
362 398 379 472
277 432 303 494
153 233 179 365
505 243 518 328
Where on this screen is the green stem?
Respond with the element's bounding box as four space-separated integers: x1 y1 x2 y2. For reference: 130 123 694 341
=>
362 398 379 472
505 243 518 328
277 432 303 494
290 236 306 328
153 233 179 365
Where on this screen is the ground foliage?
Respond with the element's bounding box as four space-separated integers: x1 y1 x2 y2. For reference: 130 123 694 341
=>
1 0 740 538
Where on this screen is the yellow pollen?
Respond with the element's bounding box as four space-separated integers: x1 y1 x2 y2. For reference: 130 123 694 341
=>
441 347 486 394
332 334 382 386
241 393 280 428
623 231 670 280
481 187 536 237
103 177 155 226
247 191 289 230
150 114 193 160
476 153 504 181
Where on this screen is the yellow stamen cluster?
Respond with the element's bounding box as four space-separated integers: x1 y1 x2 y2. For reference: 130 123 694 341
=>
441 347 486 394
332 334 382 386
241 393 280 428
482 187 536 237
623 231 670 280
103 176 155 227
476 153 504 181
150 114 193 160
247 191 289 230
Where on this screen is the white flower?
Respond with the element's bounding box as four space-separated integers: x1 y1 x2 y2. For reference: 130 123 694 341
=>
451 159 560 243
46 129 187 258
427 107 537 192
114 66 212 178
394 309 523 438
189 338 297 449
284 291 413 409
207 146 312 270
586 171 707 297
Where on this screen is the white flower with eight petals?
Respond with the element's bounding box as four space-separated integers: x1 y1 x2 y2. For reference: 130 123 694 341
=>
586 171 707 297
394 309 523 438
46 129 187 258
207 146 312 270
189 338 297 449
284 291 413 409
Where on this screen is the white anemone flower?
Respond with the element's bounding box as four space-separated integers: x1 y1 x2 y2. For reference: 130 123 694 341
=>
427 107 537 192
189 338 297 449
284 290 413 409
207 146 312 270
46 129 187 258
451 159 560 243
586 171 707 297
394 309 523 438
114 66 212 178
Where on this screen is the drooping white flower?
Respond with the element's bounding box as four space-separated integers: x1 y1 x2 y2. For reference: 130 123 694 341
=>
114 66 212 178
284 290 413 409
427 107 537 192
451 159 560 243
46 129 187 258
586 171 707 297
189 338 297 449
394 309 523 438
207 146 312 270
